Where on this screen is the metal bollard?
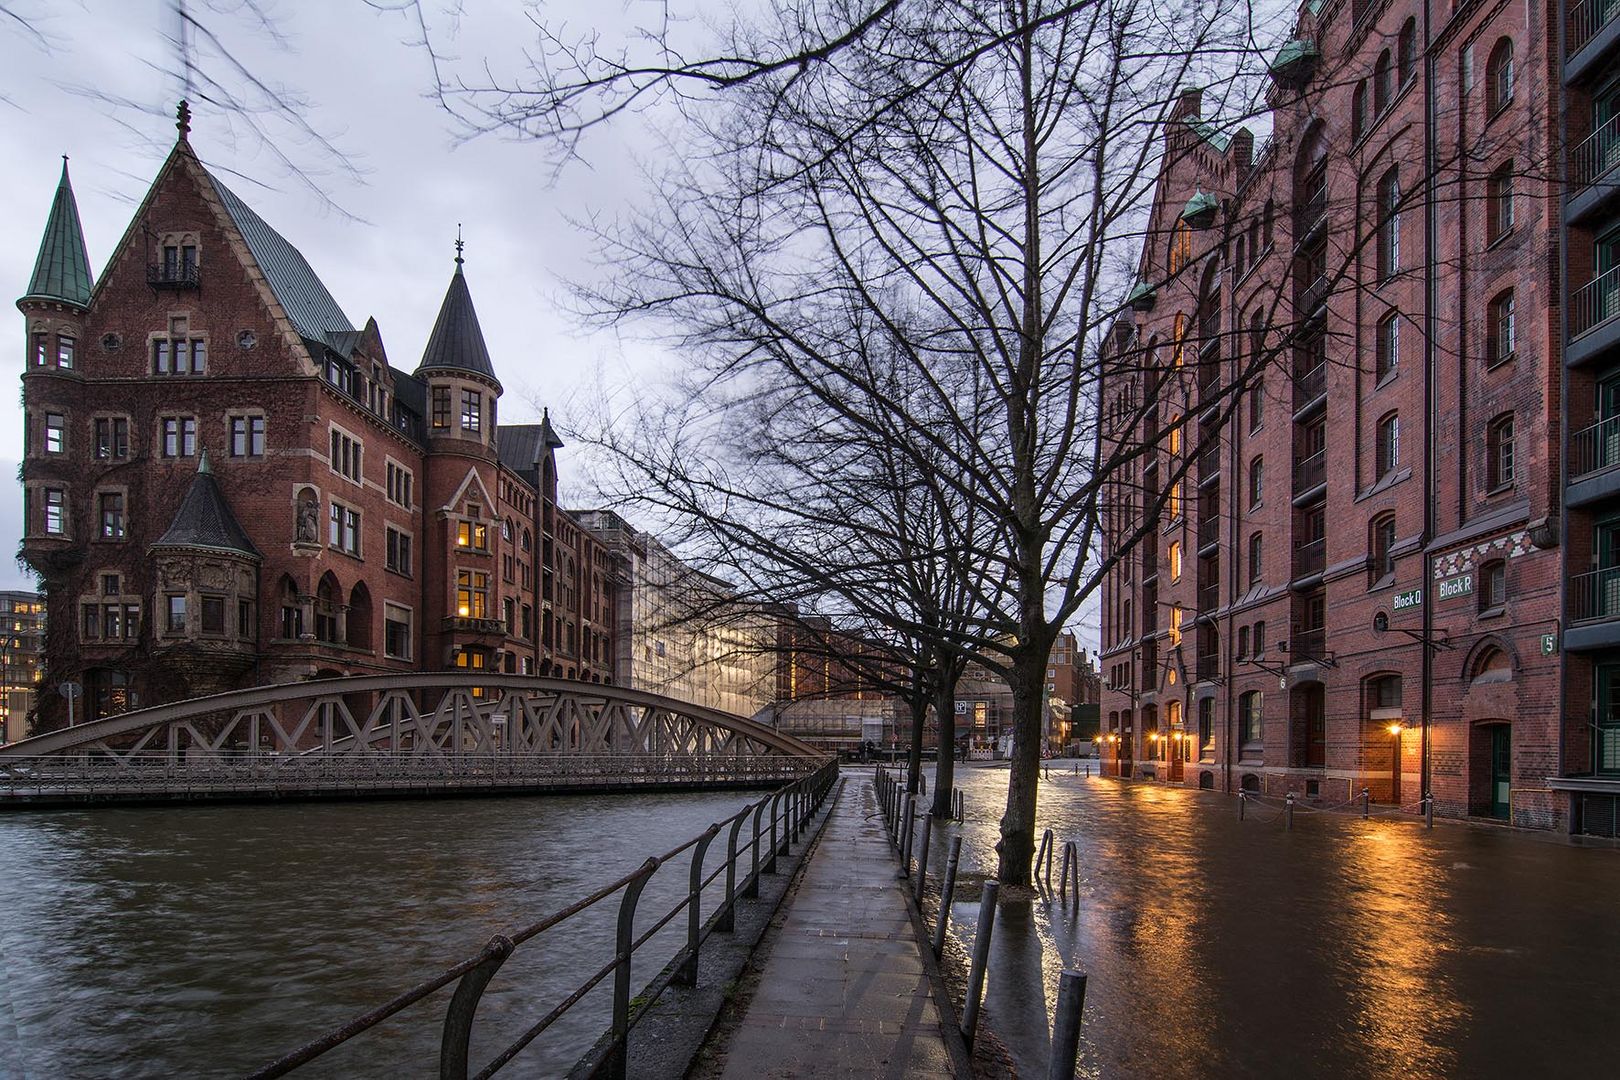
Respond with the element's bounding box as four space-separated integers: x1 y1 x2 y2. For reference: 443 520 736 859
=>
961 880 1000 1048
914 811 933 898
1425 792 1434 829
933 835 963 956
901 793 916 872
919 771 928 797
1239 791 1246 820
1047 969 1089 1080
1361 787 1371 819
1035 828 1054 891
1285 792 1295 831
1059 841 1079 903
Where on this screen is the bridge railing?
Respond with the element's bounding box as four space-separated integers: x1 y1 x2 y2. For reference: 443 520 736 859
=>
0 751 827 801
243 759 840 1080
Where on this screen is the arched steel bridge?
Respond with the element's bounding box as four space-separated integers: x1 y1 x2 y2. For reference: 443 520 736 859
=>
0 674 826 805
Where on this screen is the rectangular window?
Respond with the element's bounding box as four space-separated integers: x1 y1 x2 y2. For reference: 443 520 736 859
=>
161 417 197 457
431 386 451 429
456 569 490 619
102 573 120 596
329 429 362 482
238 599 254 639
386 526 412 576
45 412 65 454
102 604 121 641
152 338 206 374
201 595 225 634
98 492 125 539
384 604 412 660
386 462 413 508
57 336 75 370
167 594 187 633
329 502 361 555
461 389 482 432
43 488 65 535
32 333 48 366
456 520 489 551
95 418 130 459
230 416 265 457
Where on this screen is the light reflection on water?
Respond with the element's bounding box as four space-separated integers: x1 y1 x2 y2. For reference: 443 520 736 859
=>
0 790 759 1078
929 765 1620 1079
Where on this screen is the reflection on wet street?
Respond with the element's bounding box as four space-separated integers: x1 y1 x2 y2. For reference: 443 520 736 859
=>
0 790 757 1078
927 764 1620 1079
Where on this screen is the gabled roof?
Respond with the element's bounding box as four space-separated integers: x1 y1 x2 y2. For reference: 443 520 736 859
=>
205 173 355 345
22 159 93 308
496 414 565 475
416 262 500 387
151 453 261 560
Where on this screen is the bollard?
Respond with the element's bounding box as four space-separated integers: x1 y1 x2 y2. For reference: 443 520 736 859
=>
961 880 1000 1048
1361 787 1371 820
1284 792 1295 831
1047 969 1088 1080
919 771 928 797
914 811 933 898
933 835 963 956
1035 828 1054 892
901 793 916 873
1059 841 1079 903
1425 792 1434 829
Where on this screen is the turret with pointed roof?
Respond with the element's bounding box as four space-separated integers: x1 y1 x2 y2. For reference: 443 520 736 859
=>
20 159 93 310
151 452 261 560
416 243 502 392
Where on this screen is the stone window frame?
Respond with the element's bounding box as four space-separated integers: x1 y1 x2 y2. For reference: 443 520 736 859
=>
25 482 71 539
159 415 199 458
43 409 67 455
164 593 188 636
328 495 363 558
228 412 267 458
327 422 364 486
383 601 414 661
78 593 142 643
385 523 414 578
95 484 130 542
93 414 132 460
149 312 208 376
384 456 414 510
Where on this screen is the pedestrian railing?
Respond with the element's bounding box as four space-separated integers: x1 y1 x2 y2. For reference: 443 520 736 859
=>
232 759 838 1079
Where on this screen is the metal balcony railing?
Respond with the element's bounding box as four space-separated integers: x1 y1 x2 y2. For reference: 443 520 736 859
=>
1196 581 1219 615
1570 265 1620 339
1571 112 1620 190
1197 446 1220 485
1293 448 1327 495
1293 363 1326 411
1570 566 1620 623
1296 275 1329 315
1195 653 1220 682
1573 416 1620 480
1293 189 1327 238
147 263 200 288
1570 0 1620 56
1197 512 1219 551
1293 536 1326 579
1291 627 1327 660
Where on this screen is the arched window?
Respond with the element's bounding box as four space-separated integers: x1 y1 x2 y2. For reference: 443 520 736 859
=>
1376 412 1401 477
347 582 372 651
1234 235 1246 277
1173 312 1188 366
1489 289 1516 366
1369 512 1397 583
1397 19 1417 87
1486 38 1514 115
1249 455 1264 507
314 573 341 644
1487 413 1517 490
1123 598 1133 640
1373 49 1392 113
1479 559 1507 613
1169 219 1193 274
1169 540 1183 582
1376 310 1401 380
1469 645 1512 683
1249 531 1264 585
1352 79 1367 138
1488 160 1515 242
1367 673 1403 713
1263 199 1275 247
1377 169 1402 279
1239 691 1263 746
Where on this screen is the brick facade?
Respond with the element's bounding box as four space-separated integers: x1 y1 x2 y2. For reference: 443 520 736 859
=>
16 123 616 731
1099 0 1569 828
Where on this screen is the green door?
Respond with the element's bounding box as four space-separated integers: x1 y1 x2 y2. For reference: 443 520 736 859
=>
1490 726 1511 820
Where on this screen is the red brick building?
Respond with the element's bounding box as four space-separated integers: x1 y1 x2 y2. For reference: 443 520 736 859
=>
16 112 617 729
1100 1 1570 828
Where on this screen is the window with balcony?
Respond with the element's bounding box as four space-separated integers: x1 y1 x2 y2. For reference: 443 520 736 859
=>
1487 161 1515 243
1486 38 1513 116
1487 413 1516 490
94 417 129 460
1376 311 1400 381
1488 290 1516 367
1376 412 1401 479
98 492 125 540
1370 513 1396 585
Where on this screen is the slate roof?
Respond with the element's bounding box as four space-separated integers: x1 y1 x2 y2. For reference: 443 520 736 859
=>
206 172 355 345
152 453 261 559
23 160 93 308
416 265 499 385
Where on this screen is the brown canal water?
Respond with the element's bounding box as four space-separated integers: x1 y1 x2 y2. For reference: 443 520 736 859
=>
0 789 760 1078
928 764 1620 1079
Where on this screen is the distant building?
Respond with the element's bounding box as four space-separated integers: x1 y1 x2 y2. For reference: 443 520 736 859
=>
953 630 1094 757
16 109 616 731
576 510 775 716
768 617 905 753
0 591 45 743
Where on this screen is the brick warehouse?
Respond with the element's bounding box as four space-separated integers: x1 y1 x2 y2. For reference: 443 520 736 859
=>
16 108 617 730
1098 0 1586 830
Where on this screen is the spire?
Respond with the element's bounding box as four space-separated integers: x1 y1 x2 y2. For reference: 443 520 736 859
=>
454 223 464 272
20 158 93 309
415 256 501 389
177 100 192 140
151 459 260 559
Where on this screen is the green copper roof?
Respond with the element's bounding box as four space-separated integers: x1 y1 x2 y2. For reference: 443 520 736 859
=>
1181 190 1220 224
23 159 93 308
1188 120 1231 153
1270 38 1320 75
1127 281 1158 309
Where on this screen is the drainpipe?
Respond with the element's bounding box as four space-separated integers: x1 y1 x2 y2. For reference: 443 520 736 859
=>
1420 0 1437 808
1557 0 1572 829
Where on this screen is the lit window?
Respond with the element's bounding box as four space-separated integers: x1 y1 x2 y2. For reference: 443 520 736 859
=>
1168 541 1182 582
456 570 490 619
456 520 489 551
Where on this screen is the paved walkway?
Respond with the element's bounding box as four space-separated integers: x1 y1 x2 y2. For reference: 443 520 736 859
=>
716 774 957 1079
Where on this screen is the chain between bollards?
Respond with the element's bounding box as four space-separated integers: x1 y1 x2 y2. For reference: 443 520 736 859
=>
960 880 999 1048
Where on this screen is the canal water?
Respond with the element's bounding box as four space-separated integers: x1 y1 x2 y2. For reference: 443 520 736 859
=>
0 789 762 1078
931 764 1620 1079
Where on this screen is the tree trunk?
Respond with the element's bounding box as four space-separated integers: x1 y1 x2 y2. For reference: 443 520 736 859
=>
905 691 927 794
996 647 1048 886
930 670 959 818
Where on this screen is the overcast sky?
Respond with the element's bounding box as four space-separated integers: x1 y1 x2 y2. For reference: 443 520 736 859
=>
0 0 1102 651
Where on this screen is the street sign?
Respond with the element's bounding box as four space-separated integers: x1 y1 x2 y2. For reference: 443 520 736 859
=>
57 681 82 700
1541 633 1557 656
1437 572 1474 601
1392 588 1422 611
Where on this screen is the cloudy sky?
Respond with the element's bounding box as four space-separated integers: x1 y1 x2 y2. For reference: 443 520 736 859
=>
0 0 1102 650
